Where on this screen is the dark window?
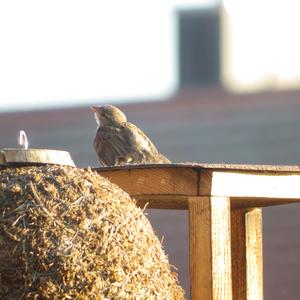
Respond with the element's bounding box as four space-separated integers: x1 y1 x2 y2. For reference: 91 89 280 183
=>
178 8 220 87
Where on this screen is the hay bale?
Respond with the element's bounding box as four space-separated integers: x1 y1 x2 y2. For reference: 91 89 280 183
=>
0 165 185 299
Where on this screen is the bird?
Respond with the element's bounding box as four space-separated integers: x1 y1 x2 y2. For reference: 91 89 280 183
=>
91 105 171 167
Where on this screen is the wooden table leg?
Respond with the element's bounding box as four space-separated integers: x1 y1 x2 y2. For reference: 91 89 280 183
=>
188 196 232 300
231 208 263 300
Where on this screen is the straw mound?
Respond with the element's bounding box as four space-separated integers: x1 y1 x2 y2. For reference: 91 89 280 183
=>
0 165 185 300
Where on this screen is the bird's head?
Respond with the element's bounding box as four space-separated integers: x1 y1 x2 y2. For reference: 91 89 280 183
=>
91 105 127 126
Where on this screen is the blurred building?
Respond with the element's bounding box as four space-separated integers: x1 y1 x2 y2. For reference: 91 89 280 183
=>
178 8 220 87
221 1 300 93
178 2 300 93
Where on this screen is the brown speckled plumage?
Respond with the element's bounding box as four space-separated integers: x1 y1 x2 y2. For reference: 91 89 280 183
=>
92 105 170 167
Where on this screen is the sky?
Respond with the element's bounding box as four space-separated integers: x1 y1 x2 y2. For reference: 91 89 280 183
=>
2 0 299 112
0 0 218 112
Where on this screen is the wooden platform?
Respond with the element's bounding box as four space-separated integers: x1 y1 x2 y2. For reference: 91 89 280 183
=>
95 163 300 209
96 163 300 300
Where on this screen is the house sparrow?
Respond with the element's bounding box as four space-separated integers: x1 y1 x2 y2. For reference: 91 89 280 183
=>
91 105 171 166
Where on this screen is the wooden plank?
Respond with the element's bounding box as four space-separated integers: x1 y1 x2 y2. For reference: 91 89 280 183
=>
231 209 247 300
134 194 300 210
188 196 232 300
94 163 300 173
246 209 263 300
231 197 300 208
98 166 300 208
199 169 213 195
230 208 264 300
200 170 300 201
98 167 198 196
194 163 300 172
134 195 188 209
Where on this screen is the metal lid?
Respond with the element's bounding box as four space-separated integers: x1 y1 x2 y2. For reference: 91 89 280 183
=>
0 130 75 167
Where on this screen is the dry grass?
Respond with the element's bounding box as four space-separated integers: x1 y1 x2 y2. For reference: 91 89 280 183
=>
0 165 185 300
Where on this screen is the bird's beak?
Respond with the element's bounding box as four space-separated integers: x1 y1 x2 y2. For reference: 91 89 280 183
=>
90 106 98 112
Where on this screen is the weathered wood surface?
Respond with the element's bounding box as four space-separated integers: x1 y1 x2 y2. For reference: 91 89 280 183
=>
201 170 300 199
231 208 247 300
135 195 189 209
0 149 75 167
246 209 263 300
97 167 198 196
188 196 232 300
95 164 300 208
96 163 298 300
95 162 300 172
231 209 263 300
